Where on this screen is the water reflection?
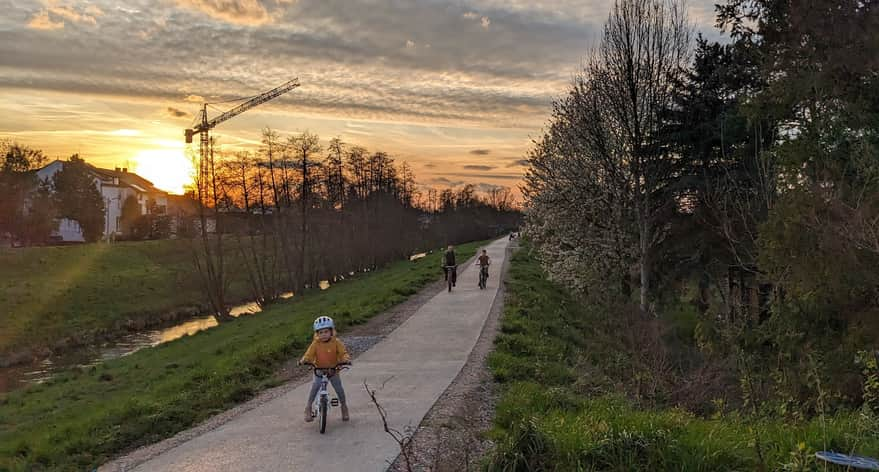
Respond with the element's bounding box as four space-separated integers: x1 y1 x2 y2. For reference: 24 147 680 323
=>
409 252 427 261
0 291 297 393
157 316 218 343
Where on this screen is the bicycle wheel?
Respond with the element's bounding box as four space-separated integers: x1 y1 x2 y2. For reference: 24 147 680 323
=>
319 396 328 434
448 277 452 292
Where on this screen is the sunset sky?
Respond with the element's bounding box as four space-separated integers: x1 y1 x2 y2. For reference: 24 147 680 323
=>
0 0 722 195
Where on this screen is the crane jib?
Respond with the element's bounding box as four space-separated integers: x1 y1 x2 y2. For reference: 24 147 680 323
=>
184 78 300 143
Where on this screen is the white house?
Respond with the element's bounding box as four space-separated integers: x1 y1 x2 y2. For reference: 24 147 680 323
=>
36 160 170 242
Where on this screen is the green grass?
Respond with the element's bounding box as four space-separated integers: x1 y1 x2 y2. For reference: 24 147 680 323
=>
0 239 489 471
485 245 879 471
0 239 255 356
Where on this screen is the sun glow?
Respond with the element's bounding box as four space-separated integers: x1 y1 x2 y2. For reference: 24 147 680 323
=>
131 148 193 195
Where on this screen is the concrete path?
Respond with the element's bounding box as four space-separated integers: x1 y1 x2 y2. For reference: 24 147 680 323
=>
124 237 509 472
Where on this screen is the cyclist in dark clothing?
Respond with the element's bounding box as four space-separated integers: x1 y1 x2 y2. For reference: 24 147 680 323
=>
477 249 491 289
443 245 457 287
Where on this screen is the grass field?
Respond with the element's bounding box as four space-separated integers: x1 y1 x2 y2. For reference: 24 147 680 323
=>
0 240 488 471
0 240 254 357
485 246 879 471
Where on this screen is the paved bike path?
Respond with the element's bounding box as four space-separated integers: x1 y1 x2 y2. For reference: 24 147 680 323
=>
123 237 509 471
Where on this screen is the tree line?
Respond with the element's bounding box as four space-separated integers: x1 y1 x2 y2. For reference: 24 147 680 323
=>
187 129 520 320
524 0 878 416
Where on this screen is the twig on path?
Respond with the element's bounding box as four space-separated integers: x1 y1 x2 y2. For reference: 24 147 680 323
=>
364 380 415 472
381 375 396 390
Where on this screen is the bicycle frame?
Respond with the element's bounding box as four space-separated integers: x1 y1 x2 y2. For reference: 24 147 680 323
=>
305 363 349 434
443 265 458 292
478 264 489 289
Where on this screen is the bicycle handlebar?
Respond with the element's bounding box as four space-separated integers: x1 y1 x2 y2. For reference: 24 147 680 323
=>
300 361 351 370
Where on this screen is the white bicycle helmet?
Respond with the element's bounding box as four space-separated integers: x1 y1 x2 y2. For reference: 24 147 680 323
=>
313 316 334 331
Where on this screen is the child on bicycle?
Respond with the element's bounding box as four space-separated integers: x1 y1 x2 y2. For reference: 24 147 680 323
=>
298 316 351 422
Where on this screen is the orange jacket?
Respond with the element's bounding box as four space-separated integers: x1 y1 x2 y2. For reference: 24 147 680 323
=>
300 334 350 368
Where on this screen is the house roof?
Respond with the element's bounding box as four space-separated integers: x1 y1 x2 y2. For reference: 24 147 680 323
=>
90 167 165 194
37 159 167 195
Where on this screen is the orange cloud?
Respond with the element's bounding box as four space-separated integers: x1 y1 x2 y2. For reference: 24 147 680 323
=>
26 9 64 30
49 5 99 25
26 4 103 30
174 0 292 26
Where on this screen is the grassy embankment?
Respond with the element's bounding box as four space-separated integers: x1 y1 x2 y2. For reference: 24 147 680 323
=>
485 246 879 471
0 240 488 471
0 240 254 359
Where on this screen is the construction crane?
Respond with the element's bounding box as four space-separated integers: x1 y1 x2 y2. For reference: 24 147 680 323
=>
184 78 301 155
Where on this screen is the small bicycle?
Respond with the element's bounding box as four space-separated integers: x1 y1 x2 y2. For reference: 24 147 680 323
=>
443 265 458 292
478 264 489 289
303 362 350 434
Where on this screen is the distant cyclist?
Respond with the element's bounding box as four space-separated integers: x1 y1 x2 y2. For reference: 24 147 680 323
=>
477 249 491 289
443 245 457 287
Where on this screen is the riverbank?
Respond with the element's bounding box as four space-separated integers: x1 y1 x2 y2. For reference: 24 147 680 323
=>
484 245 879 470
0 240 487 471
0 240 255 366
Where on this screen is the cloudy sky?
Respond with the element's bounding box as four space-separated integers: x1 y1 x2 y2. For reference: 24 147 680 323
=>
0 0 722 194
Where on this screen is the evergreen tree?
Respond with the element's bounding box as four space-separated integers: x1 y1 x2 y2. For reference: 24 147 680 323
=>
53 155 105 242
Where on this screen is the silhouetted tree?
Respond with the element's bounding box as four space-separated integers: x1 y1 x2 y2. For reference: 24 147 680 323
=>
0 141 48 244
52 155 104 242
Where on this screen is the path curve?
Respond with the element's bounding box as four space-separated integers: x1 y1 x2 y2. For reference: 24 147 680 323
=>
103 237 510 472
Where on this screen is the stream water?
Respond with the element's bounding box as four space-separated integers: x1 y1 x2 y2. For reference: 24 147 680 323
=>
0 290 300 393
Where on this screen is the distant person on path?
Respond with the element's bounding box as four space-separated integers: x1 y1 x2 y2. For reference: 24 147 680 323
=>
477 249 491 287
298 316 351 422
443 245 457 287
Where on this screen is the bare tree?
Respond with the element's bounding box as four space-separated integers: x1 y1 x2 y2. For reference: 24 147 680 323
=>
288 131 322 289
222 151 282 307
191 137 232 321
261 127 299 291
594 0 691 313
324 137 347 210
486 186 514 212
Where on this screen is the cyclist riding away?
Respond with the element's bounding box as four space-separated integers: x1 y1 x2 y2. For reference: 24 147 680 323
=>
443 245 457 287
477 249 491 289
298 316 351 422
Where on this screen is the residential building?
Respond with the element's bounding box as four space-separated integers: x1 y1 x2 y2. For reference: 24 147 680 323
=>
36 160 171 242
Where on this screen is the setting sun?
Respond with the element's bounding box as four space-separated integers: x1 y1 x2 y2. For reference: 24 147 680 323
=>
131 148 193 195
